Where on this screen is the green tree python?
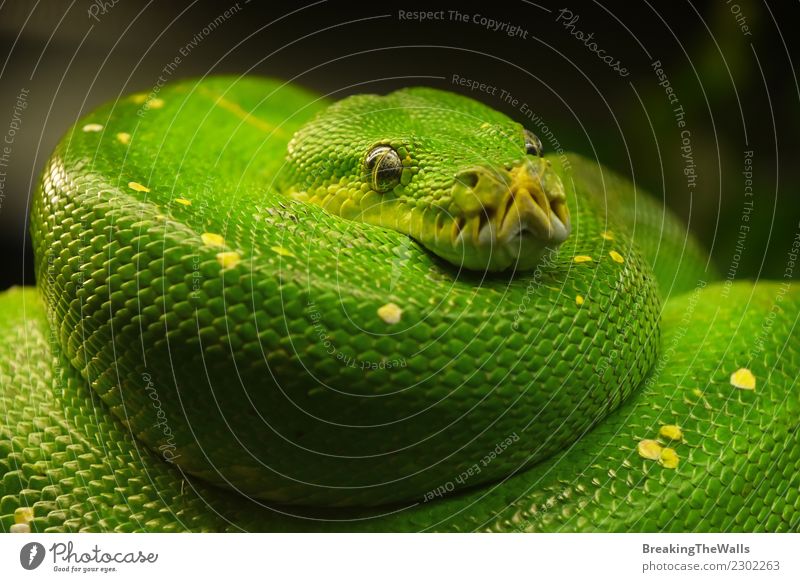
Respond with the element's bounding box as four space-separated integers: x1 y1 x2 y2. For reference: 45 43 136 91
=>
1 76 797 532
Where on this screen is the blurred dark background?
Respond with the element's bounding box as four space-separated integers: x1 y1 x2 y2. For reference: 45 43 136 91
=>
1 0 797 289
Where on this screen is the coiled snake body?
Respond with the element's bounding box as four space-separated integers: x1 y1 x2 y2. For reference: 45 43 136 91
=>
1 77 797 532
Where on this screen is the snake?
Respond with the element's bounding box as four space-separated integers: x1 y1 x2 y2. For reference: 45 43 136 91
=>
1 76 797 533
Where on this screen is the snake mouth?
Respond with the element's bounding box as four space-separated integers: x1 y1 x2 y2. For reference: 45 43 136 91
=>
450 194 570 247
487 180 570 245
437 160 571 271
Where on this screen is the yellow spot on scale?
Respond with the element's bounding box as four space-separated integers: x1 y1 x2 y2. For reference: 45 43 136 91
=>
600 231 614 240
270 245 295 258
128 181 150 192
116 132 131 145
174 198 191 206
573 255 593 263
609 250 625 264
9 523 30 533
148 98 165 109
637 439 662 461
730 367 756 390
658 447 679 469
14 506 33 525
575 295 585 306
201 233 225 247
216 251 241 269
377 302 403 325
131 93 149 104
659 424 683 441
82 123 104 132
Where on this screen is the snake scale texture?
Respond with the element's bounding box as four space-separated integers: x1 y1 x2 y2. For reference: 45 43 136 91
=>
0 76 797 532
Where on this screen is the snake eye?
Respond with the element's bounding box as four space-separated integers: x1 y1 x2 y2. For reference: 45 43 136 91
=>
365 145 402 192
523 129 543 157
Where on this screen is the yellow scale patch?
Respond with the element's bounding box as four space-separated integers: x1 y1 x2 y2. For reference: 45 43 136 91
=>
130 93 164 109
659 424 683 441
609 250 625 264
14 506 33 525
216 251 241 269
270 245 295 258
82 123 103 132
201 233 225 247
10 507 33 532
730 367 756 390
600 231 614 240
377 302 403 324
575 295 585 306
128 182 150 192
659 448 679 469
116 132 131 145
174 198 192 206
573 255 593 263
637 439 662 460
638 439 681 469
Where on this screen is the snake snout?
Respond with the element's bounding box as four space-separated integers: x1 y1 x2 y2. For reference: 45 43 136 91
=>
416 160 571 271
450 162 571 249
503 168 571 245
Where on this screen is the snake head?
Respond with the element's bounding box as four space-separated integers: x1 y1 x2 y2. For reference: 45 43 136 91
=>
281 87 571 272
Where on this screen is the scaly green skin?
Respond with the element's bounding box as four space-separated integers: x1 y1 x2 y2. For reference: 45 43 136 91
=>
280 87 571 271
2 280 796 532
30 77 661 508
0 76 796 532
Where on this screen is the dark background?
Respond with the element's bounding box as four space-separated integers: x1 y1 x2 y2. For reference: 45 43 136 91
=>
1 0 797 289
